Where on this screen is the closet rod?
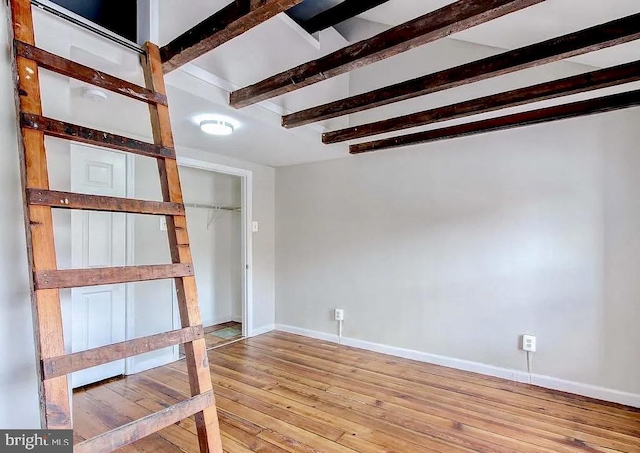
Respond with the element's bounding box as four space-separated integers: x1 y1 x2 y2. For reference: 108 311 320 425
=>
184 203 241 212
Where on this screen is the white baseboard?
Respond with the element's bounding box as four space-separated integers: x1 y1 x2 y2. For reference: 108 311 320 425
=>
251 324 275 337
231 315 243 323
275 324 640 408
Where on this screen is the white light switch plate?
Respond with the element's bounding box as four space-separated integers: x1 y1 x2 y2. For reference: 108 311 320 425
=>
252 221 259 233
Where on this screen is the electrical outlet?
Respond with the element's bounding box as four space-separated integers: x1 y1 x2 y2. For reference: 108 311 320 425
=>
334 309 345 321
522 334 537 352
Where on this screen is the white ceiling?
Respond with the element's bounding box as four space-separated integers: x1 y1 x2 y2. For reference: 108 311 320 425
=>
153 0 640 167
358 0 640 68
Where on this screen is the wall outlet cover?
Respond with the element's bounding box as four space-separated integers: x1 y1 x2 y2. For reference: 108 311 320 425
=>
522 334 537 352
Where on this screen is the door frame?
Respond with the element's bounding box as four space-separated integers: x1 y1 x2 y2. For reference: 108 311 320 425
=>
173 157 254 349
124 154 136 375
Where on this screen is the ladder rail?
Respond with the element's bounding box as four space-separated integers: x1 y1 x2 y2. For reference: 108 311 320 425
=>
9 0 224 450
42 326 204 379
10 0 71 429
21 113 176 159
34 263 194 290
143 41 224 453
14 40 167 105
27 189 185 215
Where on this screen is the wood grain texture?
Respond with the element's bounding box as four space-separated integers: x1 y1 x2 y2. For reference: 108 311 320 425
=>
350 88 640 154
20 113 176 159
296 0 390 34
74 391 215 453
282 12 640 128
15 40 168 105
230 0 543 108
34 264 194 290
161 0 303 73
144 41 224 453
323 60 640 143
43 326 204 379
180 322 244 357
9 0 71 429
73 332 640 452
27 189 185 215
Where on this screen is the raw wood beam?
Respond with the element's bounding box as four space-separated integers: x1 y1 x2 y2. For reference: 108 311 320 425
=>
27 189 185 215
42 326 203 379
284 12 640 128
20 113 175 159
35 264 194 290
161 0 303 73
74 391 215 453
230 0 545 108
324 61 640 143
15 40 168 105
349 89 640 154
297 0 390 35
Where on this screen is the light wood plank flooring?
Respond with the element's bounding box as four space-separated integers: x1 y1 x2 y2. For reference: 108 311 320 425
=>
203 322 243 349
179 322 243 358
73 331 640 452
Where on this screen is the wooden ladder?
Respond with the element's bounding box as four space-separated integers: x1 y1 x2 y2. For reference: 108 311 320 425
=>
9 1 223 452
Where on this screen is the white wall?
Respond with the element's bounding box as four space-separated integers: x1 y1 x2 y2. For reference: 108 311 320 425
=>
0 3 40 429
0 6 276 428
276 108 640 397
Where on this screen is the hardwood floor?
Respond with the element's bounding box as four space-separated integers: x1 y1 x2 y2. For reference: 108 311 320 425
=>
73 331 640 453
203 322 243 349
179 322 243 358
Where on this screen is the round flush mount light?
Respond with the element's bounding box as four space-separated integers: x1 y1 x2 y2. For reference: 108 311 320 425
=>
200 119 235 136
81 87 108 102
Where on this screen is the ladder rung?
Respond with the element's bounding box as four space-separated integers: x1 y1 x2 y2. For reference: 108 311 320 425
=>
27 189 185 215
20 113 175 160
35 263 193 290
74 390 214 453
42 326 204 379
15 40 168 106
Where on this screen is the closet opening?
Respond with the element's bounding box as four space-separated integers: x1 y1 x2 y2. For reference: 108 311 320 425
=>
175 159 253 354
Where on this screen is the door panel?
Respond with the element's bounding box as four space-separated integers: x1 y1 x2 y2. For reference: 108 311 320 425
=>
70 145 127 388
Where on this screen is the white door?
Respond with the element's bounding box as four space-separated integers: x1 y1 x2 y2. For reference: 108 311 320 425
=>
70 145 127 388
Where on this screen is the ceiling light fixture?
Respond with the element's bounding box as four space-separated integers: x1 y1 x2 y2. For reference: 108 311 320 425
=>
200 119 234 136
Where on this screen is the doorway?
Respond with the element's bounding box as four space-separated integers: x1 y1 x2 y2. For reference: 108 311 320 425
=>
174 158 253 354
65 150 253 385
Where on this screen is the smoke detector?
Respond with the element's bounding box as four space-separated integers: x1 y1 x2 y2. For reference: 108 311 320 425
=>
81 87 108 102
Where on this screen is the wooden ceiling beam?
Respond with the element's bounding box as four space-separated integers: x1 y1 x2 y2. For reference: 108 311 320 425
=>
230 0 545 108
323 61 640 143
297 0 390 35
161 0 303 74
283 12 640 128
349 89 640 154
